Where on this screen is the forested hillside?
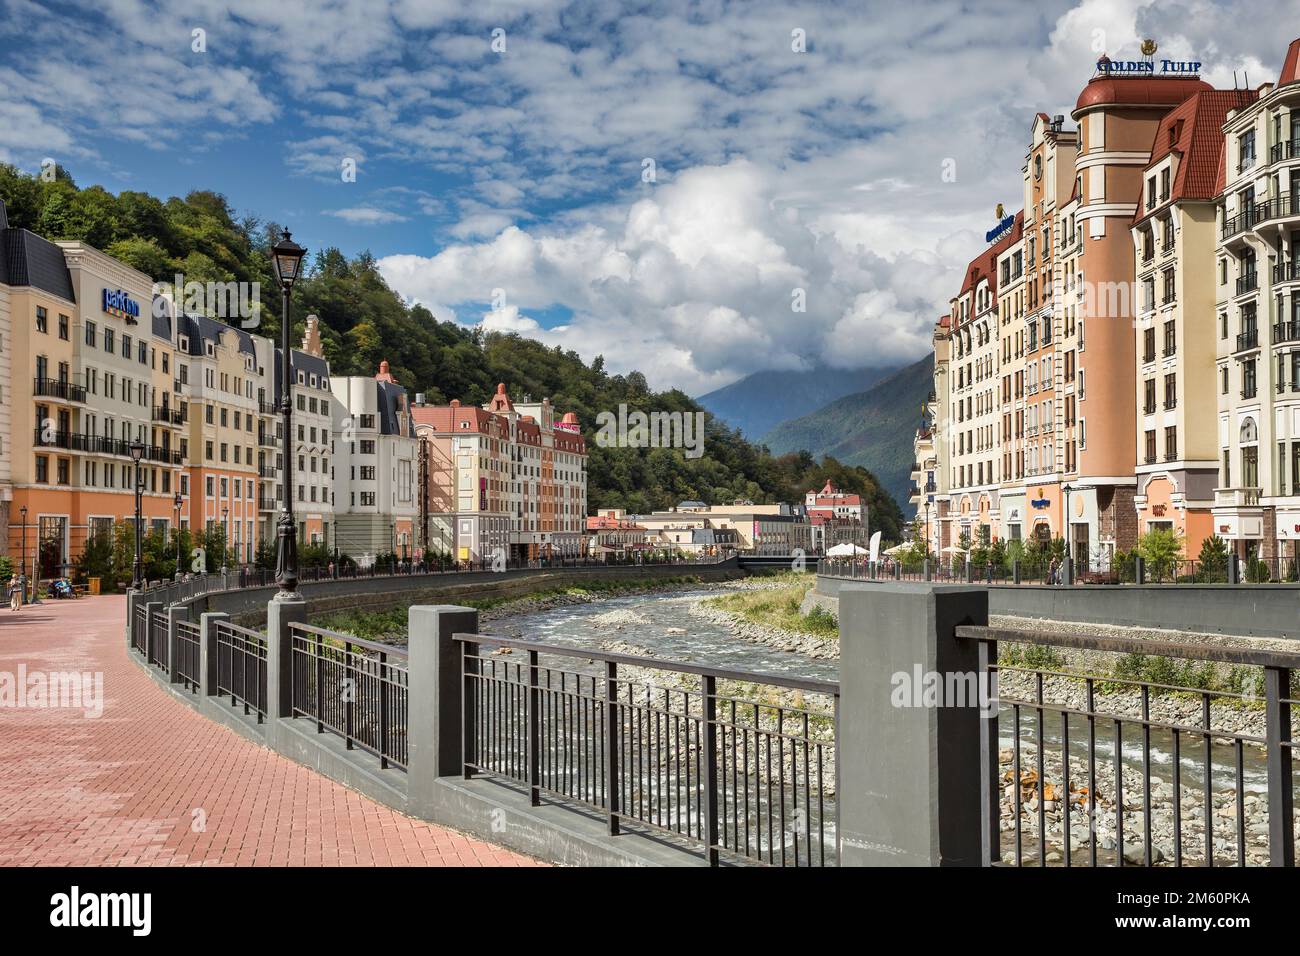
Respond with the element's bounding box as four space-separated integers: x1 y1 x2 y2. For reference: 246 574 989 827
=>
0 164 906 541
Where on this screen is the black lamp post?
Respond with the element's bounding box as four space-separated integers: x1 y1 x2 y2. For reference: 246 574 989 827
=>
19 505 28 604
173 492 183 578
129 439 145 589
271 230 307 599
221 506 229 574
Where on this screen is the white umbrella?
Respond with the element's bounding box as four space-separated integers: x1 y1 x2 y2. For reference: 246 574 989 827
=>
883 543 909 556
826 543 868 557
941 545 968 555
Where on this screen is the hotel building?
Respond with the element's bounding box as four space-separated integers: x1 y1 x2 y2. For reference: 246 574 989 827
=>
329 360 418 560
1213 39 1300 563
411 384 588 565
1130 89 1259 554
3 206 184 577
176 311 261 564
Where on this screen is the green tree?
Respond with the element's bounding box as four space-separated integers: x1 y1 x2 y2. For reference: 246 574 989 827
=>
1136 527 1183 581
1195 534 1229 583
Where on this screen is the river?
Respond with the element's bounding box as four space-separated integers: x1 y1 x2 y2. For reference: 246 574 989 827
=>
485 586 838 683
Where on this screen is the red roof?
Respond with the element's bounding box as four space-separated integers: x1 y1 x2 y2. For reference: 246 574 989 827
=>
953 210 1023 317
1281 38 1300 87
1074 76 1211 115
1134 89 1259 224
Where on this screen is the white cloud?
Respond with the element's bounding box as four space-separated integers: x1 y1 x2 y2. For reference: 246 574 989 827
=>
326 206 409 225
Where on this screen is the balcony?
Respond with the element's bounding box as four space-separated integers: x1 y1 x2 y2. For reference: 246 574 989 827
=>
1236 328 1259 353
1273 321 1300 344
1241 387 1258 400
259 399 278 415
1275 262 1300 285
33 377 87 403
1236 272 1258 296
1222 206 1263 239
1164 399 1177 410
258 495 277 511
1144 454 1157 464
1269 138 1299 164
1215 487 1261 507
259 464 278 479
258 432 277 448
152 405 185 425
1143 402 1157 415
1255 195 1294 225
1142 350 1156 364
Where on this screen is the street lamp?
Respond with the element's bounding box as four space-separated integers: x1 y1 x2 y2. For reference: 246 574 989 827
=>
173 492 183 578
1061 483 1073 583
221 506 229 574
129 440 146 589
270 229 307 599
19 505 27 605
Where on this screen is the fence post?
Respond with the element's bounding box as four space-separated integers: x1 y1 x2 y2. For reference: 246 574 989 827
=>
837 583 989 866
200 611 229 697
964 560 973 583
1228 553 1241 585
1134 555 1146 585
605 660 620 836
1012 559 1020 585
923 559 931 582
266 595 307 725
1265 665 1295 866
166 604 190 684
701 673 720 866
527 648 540 807
1062 556 1074 587
894 562 902 581
976 637 999 865
406 605 479 816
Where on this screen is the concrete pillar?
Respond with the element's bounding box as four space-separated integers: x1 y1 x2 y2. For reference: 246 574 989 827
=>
923 559 931 582
1012 559 1020 585
1229 553 1241 585
200 611 229 697
125 588 140 648
166 604 190 684
1135 554 1146 585
837 584 989 866
407 605 479 816
266 596 308 723
1062 556 1074 587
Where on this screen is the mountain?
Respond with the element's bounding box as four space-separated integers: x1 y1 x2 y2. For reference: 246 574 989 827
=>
697 364 895 440
760 355 934 508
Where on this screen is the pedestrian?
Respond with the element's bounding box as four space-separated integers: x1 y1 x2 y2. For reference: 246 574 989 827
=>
1048 556 1060 586
8 573 22 611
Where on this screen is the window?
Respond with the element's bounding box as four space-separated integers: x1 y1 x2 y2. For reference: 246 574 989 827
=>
104 327 115 353
1144 379 1156 414
1164 426 1177 461
58 314 69 340
36 306 48 333
1145 429 1157 463
85 320 96 347
1243 359 1257 399
35 455 48 482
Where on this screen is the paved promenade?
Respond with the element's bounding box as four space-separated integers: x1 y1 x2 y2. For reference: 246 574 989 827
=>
0 595 537 866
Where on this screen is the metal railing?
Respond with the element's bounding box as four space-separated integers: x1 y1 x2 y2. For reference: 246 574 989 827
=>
819 555 1299 585
454 633 839 867
133 604 148 654
957 624 1300 867
289 623 409 771
149 610 169 670
214 619 267 721
33 377 87 402
175 619 201 692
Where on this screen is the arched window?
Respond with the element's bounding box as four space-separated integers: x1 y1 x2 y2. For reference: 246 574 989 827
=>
1240 417 1258 444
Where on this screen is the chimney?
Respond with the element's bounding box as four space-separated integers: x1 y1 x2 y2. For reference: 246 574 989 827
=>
301 313 323 357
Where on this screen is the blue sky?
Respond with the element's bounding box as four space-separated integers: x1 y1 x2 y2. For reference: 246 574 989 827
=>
1 0 1293 393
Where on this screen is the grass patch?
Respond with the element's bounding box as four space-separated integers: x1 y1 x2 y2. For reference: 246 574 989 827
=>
704 574 838 640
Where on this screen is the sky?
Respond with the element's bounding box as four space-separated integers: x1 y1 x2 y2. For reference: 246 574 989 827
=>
1 0 1295 395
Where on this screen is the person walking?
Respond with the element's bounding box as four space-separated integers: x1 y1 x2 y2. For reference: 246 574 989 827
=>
1048 556 1060 586
8 573 22 611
